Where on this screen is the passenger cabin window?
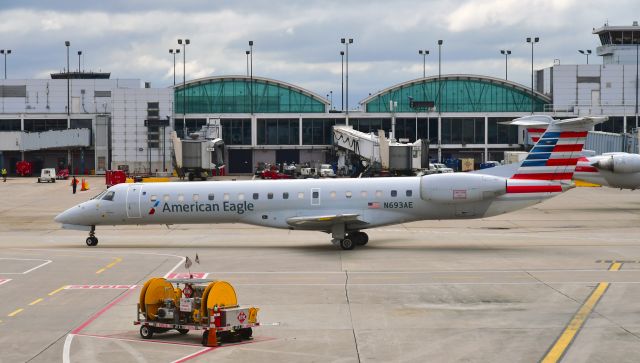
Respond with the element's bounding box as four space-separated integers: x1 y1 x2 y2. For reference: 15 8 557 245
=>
238 193 245 200
391 190 397 197
376 190 383 197
163 194 170 202
253 193 259 200
345 191 352 199
223 193 230 201
283 192 289 199
102 191 115 201
178 194 185 202
298 192 304 199
150 195 157 202
330 191 336 199
268 192 274 200
406 190 413 197
208 193 215 201
192 194 199 201
360 191 368 198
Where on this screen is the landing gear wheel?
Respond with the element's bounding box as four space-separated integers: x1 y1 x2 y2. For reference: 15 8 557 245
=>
85 236 98 247
239 328 253 340
140 325 154 339
177 328 189 335
356 232 368 246
340 238 355 250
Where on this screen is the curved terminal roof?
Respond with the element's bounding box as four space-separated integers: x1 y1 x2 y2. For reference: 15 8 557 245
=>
174 75 329 114
361 74 551 113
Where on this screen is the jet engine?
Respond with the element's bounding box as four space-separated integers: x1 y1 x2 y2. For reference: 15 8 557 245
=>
594 153 640 173
420 173 506 203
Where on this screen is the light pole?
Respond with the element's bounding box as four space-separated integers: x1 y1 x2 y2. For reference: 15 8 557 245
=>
169 49 179 86
249 41 254 114
437 40 443 113
526 37 539 113
500 49 511 80
635 40 638 129
65 41 70 116
245 50 250 76
77 51 82 72
340 50 344 111
178 38 190 135
0 49 10 79
341 38 353 113
578 49 592 64
418 49 429 78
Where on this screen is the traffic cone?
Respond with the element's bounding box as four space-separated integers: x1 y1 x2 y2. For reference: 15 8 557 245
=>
81 178 89 191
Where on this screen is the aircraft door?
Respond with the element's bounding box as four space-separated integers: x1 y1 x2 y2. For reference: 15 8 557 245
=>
311 188 320 206
126 185 142 218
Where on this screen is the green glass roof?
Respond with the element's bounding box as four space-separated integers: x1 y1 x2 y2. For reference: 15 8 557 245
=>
361 75 551 113
174 76 329 114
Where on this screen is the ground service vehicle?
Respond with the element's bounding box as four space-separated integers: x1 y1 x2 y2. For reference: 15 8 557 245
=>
37 168 56 183
135 277 259 346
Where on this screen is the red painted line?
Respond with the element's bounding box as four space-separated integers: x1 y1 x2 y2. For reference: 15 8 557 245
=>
75 333 204 347
506 185 563 193
72 289 135 334
560 131 588 138
546 158 579 166
575 165 599 173
552 144 583 152
511 172 573 180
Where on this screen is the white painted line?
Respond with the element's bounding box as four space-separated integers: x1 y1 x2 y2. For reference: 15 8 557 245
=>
62 333 74 363
0 258 52 274
164 256 187 278
232 281 640 286
0 279 11 286
171 347 214 363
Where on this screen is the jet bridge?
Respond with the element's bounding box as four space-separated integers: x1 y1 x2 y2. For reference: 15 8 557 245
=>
332 125 428 174
0 128 91 151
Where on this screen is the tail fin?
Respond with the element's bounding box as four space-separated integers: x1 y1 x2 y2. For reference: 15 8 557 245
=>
510 116 607 182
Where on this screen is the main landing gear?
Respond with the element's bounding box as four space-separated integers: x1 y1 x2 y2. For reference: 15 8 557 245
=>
332 231 369 250
86 225 98 247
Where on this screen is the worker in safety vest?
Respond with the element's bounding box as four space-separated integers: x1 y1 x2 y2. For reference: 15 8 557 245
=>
1 168 7 182
71 176 79 194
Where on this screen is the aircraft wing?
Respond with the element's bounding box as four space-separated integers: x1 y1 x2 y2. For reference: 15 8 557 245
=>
286 213 369 231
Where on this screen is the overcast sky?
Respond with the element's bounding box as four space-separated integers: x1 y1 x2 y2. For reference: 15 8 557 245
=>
0 0 637 109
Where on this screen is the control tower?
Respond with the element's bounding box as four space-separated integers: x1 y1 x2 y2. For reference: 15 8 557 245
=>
593 22 640 64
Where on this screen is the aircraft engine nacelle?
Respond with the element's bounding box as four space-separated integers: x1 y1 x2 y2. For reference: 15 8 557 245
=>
420 173 506 203
595 154 640 173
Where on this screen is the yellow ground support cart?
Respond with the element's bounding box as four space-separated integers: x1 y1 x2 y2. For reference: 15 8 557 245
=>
134 277 259 346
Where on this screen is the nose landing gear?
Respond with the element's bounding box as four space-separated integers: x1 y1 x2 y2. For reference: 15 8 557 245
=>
86 226 98 247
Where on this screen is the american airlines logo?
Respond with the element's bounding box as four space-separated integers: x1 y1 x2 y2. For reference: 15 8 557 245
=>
160 201 255 215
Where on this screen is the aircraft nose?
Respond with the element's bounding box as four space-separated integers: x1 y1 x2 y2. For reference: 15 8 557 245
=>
55 205 85 225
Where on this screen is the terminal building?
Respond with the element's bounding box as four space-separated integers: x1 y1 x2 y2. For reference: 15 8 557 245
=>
0 22 638 175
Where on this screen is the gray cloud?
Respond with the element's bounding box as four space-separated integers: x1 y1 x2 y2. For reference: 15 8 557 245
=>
0 0 636 108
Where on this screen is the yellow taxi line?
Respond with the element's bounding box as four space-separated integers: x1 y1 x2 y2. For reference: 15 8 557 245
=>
96 257 123 274
48 285 68 296
28 298 44 306
8 308 24 317
540 262 621 362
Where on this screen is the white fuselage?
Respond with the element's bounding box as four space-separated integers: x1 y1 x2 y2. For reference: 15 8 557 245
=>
55 176 557 232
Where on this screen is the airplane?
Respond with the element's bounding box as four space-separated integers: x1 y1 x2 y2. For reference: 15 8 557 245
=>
54 116 605 250
502 116 640 190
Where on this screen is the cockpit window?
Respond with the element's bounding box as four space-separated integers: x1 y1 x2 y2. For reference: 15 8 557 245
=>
102 191 115 201
91 190 107 200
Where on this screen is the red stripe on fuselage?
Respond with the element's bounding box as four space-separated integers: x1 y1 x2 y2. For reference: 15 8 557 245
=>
506 185 563 193
546 158 579 166
575 165 599 173
511 172 574 180
527 128 547 133
552 144 584 152
560 131 588 138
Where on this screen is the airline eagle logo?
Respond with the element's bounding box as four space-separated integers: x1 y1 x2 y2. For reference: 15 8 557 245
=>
149 200 160 215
